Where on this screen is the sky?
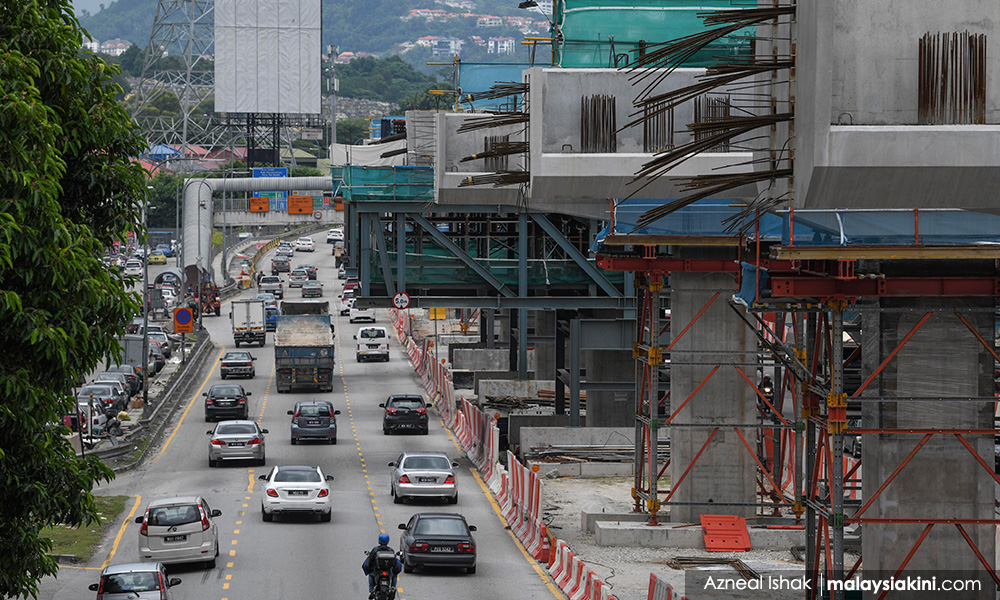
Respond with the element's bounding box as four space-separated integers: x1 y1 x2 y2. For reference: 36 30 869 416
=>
72 0 106 15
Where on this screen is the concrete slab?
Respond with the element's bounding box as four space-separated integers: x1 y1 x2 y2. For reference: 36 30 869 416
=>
582 510 662 534
594 521 805 551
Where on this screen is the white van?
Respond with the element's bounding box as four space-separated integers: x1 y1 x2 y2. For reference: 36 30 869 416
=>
354 326 389 362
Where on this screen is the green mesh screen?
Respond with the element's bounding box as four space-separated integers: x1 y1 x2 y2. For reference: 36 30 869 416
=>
555 0 752 68
341 166 434 203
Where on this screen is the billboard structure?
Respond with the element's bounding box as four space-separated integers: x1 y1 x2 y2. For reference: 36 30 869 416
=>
215 0 322 115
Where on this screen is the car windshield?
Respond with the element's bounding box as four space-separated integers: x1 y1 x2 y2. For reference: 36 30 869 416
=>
223 353 251 361
148 504 201 527
80 385 113 395
403 456 451 470
414 518 468 536
211 385 243 397
102 572 160 593
216 423 257 435
96 374 121 381
360 329 385 339
273 469 321 483
389 398 424 409
298 404 331 417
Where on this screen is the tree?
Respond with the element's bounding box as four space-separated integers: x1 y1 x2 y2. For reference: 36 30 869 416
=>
118 43 144 77
0 2 147 597
337 117 370 145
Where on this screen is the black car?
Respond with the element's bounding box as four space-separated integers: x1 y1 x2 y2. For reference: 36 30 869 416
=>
204 384 252 421
220 350 256 379
148 341 165 374
270 256 291 274
398 513 477 574
299 264 318 280
107 363 141 394
379 395 429 435
288 401 341 445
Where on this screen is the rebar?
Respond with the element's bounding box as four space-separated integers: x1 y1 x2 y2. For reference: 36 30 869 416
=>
456 112 529 133
919 31 987 125
581 94 618 153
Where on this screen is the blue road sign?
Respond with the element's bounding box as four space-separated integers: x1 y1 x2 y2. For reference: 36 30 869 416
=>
175 308 192 324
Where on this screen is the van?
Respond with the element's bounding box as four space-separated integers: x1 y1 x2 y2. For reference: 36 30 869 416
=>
134 496 221 568
354 326 389 362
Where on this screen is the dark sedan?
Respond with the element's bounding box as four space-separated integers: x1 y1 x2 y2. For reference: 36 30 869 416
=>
107 363 142 394
379 395 429 435
398 513 477 574
220 351 256 379
288 401 341 444
270 256 291 274
299 264 318 280
204 384 251 421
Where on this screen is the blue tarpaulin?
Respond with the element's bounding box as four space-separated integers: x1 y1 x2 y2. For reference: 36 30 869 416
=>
146 144 180 161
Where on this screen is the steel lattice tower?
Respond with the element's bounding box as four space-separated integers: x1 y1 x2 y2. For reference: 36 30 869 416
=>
132 0 227 167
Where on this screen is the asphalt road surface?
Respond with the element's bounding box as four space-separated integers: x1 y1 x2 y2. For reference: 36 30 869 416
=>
40 245 561 600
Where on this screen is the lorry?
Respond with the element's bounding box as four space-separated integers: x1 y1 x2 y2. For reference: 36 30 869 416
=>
230 299 266 347
118 334 154 382
274 300 335 393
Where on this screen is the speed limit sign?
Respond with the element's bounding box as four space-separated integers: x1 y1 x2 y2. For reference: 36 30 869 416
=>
392 291 410 309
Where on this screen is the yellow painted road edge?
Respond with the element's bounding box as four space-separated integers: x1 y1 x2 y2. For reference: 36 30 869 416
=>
153 347 226 462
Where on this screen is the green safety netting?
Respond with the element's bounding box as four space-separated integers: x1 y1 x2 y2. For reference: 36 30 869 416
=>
368 252 625 287
555 0 752 68
340 165 434 203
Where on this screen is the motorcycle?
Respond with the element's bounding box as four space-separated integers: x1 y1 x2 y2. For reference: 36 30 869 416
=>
363 549 400 600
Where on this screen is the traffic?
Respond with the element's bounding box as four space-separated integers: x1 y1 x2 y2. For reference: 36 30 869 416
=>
46 229 557 600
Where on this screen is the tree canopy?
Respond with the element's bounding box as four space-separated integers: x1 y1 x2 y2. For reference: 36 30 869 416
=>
0 1 147 596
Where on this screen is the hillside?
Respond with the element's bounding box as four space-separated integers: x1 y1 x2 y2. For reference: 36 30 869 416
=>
79 0 545 64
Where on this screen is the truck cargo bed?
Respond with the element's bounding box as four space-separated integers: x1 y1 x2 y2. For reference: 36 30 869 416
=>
274 315 334 347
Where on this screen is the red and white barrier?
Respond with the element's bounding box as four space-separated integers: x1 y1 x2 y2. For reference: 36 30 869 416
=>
648 574 686 600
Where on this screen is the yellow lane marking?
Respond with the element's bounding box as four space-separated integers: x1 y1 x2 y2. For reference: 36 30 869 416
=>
469 468 564 598
227 562 234 568
226 574 232 580
247 473 255 494
234 530 240 534
94 494 142 570
153 348 226 462
230 550 236 556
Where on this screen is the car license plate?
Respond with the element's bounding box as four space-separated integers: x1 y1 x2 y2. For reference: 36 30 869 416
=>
228 441 245 447
367 344 381 349
164 535 187 542
307 420 320 425
288 490 307 496
418 477 436 483
430 546 453 553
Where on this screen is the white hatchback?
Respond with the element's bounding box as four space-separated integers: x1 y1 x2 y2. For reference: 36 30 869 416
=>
259 465 334 522
354 326 389 362
294 237 315 252
124 260 143 277
349 302 376 324
134 496 221 568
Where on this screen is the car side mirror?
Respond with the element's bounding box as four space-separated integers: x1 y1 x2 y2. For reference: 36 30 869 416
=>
468 525 477 532
334 410 341 415
258 474 269 481
378 403 385 408
211 509 222 517
287 410 294 415
206 430 213 435
388 461 396 467
202 392 208 397
353 335 357 340
451 461 459 467
134 516 144 523
246 392 252 396
89 584 100 591
168 578 182 587
252 356 257 361
325 474 334 481
398 523 406 530
261 429 269 434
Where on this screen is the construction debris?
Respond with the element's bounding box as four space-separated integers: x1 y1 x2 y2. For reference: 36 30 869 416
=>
667 557 760 580
526 443 669 463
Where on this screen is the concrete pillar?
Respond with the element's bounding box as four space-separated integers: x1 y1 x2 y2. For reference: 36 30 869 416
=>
533 310 556 379
582 349 635 427
669 269 756 522
861 297 995 599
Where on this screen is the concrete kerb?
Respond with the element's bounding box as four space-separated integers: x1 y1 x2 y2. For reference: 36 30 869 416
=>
102 330 214 474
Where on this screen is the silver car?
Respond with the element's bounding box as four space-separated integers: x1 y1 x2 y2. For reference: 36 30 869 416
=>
288 268 309 288
133 497 221 568
89 563 181 599
207 420 268 467
389 452 459 504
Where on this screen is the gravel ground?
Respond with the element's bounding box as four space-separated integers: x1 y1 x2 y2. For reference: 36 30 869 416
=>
542 476 823 600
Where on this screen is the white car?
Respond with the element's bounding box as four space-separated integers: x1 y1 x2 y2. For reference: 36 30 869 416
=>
294 237 315 252
338 289 355 315
124 260 143 277
354 326 389 362
259 465 334 522
349 302 375 324
326 228 344 244
134 496 221 568
288 268 309 288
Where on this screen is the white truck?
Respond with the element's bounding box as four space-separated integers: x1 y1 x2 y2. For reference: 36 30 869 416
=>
230 299 266 347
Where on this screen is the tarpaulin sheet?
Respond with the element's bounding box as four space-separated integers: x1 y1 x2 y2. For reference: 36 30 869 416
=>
456 63 530 111
785 210 1000 246
330 140 408 167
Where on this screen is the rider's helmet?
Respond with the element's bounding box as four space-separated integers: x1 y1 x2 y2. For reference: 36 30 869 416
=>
378 532 390 545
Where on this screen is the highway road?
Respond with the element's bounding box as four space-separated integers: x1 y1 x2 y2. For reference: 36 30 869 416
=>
40 244 561 600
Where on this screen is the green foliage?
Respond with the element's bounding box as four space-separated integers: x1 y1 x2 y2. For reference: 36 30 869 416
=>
291 166 325 177
337 118 370 145
118 43 143 77
0 1 146 596
150 90 181 116
147 173 183 229
335 55 438 104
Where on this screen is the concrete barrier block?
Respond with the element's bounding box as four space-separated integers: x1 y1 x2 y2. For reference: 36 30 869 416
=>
595 521 806 550
581 510 663 534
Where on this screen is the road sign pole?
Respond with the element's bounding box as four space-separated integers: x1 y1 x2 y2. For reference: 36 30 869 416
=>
181 332 186 364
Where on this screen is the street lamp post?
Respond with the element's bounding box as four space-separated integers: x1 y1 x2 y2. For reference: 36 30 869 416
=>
142 185 153 418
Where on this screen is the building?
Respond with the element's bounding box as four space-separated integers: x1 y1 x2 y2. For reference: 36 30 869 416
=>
487 37 516 55
83 36 100 53
100 38 131 57
432 38 464 57
477 15 502 28
415 36 439 49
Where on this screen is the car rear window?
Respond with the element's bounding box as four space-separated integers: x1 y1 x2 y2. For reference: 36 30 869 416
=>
261 277 279 283
211 385 244 396
273 469 321 483
80 385 113 396
389 397 424 409
414 517 468 536
223 353 251 361
148 504 201 527
298 404 331 417
102 572 160 593
403 456 451 470
360 329 386 339
217 423 257 435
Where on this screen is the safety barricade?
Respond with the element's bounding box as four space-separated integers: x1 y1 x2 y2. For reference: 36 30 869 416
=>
648 574 684 600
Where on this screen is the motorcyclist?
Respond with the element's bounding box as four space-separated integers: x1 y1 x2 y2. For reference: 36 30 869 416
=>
362 532 402 600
